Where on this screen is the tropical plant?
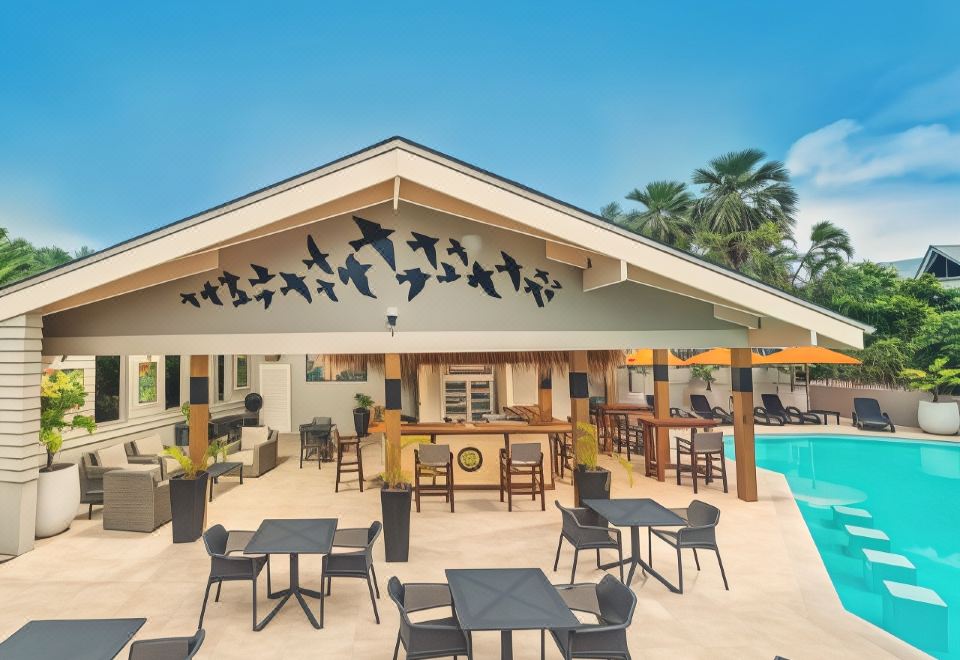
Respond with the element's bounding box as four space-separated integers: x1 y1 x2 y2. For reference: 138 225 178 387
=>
616 181 694 246
354 393 374 409
573 422 600 470
692 222 794 287
791 221 853 287
902 357 960 402
690 364 718 391
39 370 96 471
380 464 411 489
180 401 191 422
161 443 221 479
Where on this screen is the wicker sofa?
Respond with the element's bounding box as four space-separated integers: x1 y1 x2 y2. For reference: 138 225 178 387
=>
103 468 171 532
228 426 279 478
125 434 184 479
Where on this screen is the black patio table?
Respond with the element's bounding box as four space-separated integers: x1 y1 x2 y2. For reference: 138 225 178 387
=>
0 618 146 660
245 518 337 630
584 498 687 591
446 567 579 660
206 460 243 502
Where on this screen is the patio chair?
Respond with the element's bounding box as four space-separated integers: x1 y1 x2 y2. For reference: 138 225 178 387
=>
498 442 545 512
551 431 574 479
546 574 637 660
323 521 383 624
669 407 696 419
229 426 279 477
415 444 454 512
675 431 728 494
387 577 469 660
689 394 733 423
78 453 104 519
102 468 171 533
334 427 365 492
198 524 271 631
553 501 624 584
125 435 184 479
852 397 896 432
649 499 729 594
608 413 642 461
96 442 167 477
299 419 331 469
759 394 821 425
753 406 786 425
645 394 655 408
127 629 205 660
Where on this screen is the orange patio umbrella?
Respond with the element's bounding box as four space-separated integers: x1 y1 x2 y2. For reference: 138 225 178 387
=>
754 346 861 409
624 348 687 366
682 348 767 366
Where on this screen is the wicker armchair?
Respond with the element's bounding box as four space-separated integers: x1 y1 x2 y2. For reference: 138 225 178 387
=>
103 468 171 532
226 427 279 478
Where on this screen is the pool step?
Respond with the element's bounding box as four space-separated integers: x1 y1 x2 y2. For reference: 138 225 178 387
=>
881 581 948 652
862 549 916 591
844 525 890 555
832 505 873 528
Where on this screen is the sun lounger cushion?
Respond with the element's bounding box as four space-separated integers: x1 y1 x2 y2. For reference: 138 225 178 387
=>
240 426 271 451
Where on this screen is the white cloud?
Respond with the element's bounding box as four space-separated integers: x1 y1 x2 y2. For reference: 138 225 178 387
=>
874 66 960 124
787 119 960 186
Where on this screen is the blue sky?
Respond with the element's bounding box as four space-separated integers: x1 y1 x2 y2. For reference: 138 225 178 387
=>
1 2 958 262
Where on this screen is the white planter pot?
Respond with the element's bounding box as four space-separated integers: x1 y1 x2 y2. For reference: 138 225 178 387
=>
917 400 960 436
35 462 80 538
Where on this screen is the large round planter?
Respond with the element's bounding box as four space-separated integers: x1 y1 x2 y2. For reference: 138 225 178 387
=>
35 462 80 538
170 472 209 543
381 486 412 562
917 400 960 436
574 466 611 507
354 408 371 437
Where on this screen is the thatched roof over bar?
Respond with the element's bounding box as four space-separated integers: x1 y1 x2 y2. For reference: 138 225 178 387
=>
331 350 627 382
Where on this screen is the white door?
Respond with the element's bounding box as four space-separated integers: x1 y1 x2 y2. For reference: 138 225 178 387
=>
258 363 291 432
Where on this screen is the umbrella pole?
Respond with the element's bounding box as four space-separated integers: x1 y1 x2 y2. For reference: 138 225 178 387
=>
806 364 811 411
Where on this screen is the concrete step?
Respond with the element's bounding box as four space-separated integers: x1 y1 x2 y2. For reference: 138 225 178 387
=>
832 505 873 528
862 549 916 591
881 580 948 652
844 524 890 555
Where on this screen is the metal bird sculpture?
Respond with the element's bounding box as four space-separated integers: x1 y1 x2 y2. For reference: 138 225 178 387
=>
523 277 546 308
545 288 556 302
254 289 275 309
396 268 431 301
446 238 468 266
302 235 334 274
180 292 200 308
467 262 501 299
436 262 461 284
406 232 440 269
279 272 312 303
248 264 276 287
200 281 223 306
551 279 562 289
338 254 377 298
232 289 252 307
534 268 550 284
218 271 242 298
315 279 339 302
348 216 396 271
495 251 523 291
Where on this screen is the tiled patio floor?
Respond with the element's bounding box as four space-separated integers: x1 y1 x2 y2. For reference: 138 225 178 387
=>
0 428 931 659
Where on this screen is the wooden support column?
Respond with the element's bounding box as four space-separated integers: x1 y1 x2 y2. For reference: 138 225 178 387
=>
384 353 402 475
537 368 553 422
568 351 590 502
652 349 672 481
188 356 210 469
730 348 758 502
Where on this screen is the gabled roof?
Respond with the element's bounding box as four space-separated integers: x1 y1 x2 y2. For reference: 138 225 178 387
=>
0 137 871 347
916 244 960 278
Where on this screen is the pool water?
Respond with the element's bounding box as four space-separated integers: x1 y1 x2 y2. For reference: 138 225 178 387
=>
725 434 960 658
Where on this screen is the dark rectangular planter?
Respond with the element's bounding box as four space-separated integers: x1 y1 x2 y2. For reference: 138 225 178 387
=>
381 486 411 562
354 408 371 437
574 466 611 507
170 472 209 543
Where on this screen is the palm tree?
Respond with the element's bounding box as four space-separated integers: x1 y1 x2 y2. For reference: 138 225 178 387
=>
618 180 694 246
0 230 35 286
600 202 624 223
692 149 798 267
791 220 853 287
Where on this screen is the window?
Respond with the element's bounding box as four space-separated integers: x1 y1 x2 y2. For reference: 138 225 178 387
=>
305 355 367 382
95 356 120 423
627 366 647 393
137 359 159 405
165 356 181 409
217 355 225 401
234 355 249 389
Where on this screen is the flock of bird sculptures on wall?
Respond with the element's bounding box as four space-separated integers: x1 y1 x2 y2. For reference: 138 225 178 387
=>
179 216 562 310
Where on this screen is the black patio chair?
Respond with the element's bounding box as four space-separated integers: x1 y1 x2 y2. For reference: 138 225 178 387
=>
649 499 729 594
553 501 624 584
759 394 821 425
670 407 697 418
645 394 655 408
753 406 786 425
128 629 205 660
546 574 637 660
689 394 733 423
675 431 728 494
387 577 469 660
852 397 896 432
198 525 271 630
324 521 383 623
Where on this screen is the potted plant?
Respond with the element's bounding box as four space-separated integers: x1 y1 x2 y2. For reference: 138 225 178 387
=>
902 358 960 435
36 370 96 537
353 393 374 437
162 444 217 543
174 401 191 446
690 365 718 392
572 422 611 506
379 465 412 562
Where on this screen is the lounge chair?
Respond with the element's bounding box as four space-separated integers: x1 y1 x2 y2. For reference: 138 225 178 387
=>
689 394 733 423
759 394 821 425
753 406 786 426
852 397 896 432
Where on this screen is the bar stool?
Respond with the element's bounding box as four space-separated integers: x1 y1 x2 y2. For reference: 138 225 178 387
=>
334 427 364 492
499 442 545 512
675 431 728 494
414 444 455 512
551 431 573 479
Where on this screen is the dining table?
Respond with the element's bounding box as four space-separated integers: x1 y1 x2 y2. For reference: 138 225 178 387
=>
244 518 338 630
634 414 718 481
0 618 146 660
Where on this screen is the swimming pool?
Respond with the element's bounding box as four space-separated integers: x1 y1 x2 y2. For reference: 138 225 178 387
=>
725 434 959 658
